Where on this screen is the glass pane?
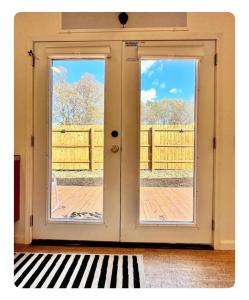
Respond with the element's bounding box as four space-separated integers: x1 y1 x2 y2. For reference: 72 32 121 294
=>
50 59 105 221
139 59 197 223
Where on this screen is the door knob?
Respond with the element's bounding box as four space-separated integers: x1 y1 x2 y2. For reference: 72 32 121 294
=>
111 145 119 153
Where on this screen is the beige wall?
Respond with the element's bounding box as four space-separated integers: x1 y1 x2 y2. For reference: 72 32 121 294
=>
14 12 235 249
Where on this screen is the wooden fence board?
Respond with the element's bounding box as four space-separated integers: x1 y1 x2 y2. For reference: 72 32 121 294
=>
52 124 194 170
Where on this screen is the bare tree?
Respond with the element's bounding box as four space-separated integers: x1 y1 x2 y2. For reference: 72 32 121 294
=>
52 66 193 126
167 99 194 124
53 68 104 125
141 99 194 125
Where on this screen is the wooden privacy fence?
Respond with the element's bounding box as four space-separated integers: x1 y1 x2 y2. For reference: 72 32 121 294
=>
52 124 194 170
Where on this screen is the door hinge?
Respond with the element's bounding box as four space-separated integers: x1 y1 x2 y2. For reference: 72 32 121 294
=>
214 53 218 66
30 215 33 227
213 137 216 149
31 135 35 147
27 49 35 67
125 41 138 47
212 219 215 231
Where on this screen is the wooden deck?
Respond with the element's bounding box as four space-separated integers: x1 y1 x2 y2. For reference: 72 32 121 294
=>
51 186 193 222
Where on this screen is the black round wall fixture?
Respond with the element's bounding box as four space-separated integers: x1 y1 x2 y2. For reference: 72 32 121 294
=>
118 12 128 26
111 130 119 138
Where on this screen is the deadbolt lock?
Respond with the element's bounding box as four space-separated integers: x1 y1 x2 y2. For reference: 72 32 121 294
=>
111 130 119 137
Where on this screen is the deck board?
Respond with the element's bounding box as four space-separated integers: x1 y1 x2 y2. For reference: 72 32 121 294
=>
52 185 193 222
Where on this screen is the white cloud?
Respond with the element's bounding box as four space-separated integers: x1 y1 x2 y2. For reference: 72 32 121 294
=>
157 63 164 72
152 79 159 86
141 88 157 102
52 66 62 74
169 88 182 94
148 70 154 77
141 60 156 74
169 88 177 94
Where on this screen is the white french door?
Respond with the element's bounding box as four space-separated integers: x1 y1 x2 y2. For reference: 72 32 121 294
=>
33 41 122 241
121 41 215 243
33 40 215 244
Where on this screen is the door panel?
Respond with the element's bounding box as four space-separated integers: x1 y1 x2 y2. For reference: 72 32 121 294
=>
33 41 122 241
121 41 215 244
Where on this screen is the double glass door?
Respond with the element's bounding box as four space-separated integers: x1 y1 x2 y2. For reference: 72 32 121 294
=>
33 40 215 244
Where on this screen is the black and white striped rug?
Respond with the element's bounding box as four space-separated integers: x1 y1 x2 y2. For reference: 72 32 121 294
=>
14 253 145 288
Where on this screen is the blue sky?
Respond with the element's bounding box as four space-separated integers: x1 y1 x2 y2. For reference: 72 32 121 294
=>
140 59 196 102
52 59 196 102
52 59 105 83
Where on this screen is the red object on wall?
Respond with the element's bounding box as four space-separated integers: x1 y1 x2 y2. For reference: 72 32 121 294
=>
14 155 20 222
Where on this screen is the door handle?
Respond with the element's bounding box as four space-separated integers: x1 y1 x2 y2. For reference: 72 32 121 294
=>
110 145 119 153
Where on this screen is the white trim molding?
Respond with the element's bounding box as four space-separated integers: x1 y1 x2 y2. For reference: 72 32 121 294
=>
14 234 25 244
218 240 235 250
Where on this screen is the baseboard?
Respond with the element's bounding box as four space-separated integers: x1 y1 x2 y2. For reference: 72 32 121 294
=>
14 234 25 244
218 240 235 250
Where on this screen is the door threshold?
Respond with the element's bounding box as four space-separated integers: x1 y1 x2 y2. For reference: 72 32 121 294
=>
31 240 213 250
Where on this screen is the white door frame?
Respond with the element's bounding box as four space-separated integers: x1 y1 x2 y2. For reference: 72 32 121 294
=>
23 30 221 246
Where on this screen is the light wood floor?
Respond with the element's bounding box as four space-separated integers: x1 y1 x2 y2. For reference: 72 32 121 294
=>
14 244 235 288
52 186 193 222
